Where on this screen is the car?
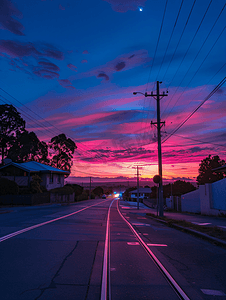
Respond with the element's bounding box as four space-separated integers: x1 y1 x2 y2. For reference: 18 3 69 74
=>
102 194 106 199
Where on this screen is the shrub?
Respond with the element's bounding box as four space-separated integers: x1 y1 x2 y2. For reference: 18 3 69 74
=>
77 191 89 201
0 178 19 195
49 186 74 195
31 174 43 194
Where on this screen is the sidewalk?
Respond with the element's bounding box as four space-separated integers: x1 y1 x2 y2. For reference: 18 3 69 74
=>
121 200 226 248
143 200 226 229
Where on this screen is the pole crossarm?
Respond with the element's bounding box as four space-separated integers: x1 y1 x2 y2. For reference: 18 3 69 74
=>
133 81 168 217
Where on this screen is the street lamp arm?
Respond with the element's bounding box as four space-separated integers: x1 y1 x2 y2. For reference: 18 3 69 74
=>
133 91 145 96
133 91 153 97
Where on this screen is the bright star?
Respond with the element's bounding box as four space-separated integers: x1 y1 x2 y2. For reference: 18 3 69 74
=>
139 7 143 12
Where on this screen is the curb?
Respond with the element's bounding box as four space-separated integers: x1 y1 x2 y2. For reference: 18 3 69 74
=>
146 214 226 248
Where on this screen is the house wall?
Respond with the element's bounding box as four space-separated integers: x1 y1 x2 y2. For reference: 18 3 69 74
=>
1 176 29 187
181 189 200 213
211 178 226 210
45 174 65 191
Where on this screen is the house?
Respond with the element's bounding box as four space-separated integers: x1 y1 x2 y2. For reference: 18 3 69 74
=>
0 161 70 191
130 187 152 202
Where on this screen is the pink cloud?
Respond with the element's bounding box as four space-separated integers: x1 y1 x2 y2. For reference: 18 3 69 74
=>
67 63 77 71
82 50 89 54
73 49 150 82
0 40 64 60
59 4 65 10
58 79 75 89
0 0 25 35
81 59 88 63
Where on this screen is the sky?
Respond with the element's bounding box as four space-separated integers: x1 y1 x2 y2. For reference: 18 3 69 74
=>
0 0 226 185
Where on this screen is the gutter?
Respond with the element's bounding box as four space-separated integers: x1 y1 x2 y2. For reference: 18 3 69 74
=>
146 214 226 249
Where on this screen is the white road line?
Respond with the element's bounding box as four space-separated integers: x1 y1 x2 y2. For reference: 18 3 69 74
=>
201 289 226 296
192 222 212 226
127 242 140 245
147 244 168 247
117 201 190 300
0 199 109 243
101 199 115 300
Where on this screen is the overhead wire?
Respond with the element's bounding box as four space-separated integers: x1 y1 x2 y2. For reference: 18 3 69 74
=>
162 77 226 144
163 132 226 148
161 0 197 83
0 88 110 162
161 3 226 122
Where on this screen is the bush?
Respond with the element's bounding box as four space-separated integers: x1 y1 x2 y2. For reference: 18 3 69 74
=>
65 184 83 198
49 186 74 195
31 174 43 194
0 178 19 195
77 191 89 201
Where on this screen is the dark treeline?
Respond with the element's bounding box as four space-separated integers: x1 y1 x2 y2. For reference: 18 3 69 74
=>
0 104 76 172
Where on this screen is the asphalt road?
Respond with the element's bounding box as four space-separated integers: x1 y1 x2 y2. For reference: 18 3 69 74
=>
0 199 226 300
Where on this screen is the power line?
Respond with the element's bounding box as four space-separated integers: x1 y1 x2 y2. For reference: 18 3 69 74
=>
155 0 184 82
162 77 226 144
145 0 168 92
163 132 226 148
0 88 110 161
162 4 226 121
161 0 197 82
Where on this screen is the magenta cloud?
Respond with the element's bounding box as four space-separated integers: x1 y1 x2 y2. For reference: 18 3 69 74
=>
97 72 109 81
0 40 64 60
58 79 75 89
74 50 150 81
67 63 77 71
103 0 147 13
0 0 25 35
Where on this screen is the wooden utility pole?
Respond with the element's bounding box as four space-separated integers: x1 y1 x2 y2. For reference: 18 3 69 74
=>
136 166 140 210
89 177 92 199
133 81 168 216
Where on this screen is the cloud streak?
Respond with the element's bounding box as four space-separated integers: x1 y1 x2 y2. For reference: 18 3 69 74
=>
0 0 25 35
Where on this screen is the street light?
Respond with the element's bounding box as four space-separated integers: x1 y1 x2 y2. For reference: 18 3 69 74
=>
133 82 168 217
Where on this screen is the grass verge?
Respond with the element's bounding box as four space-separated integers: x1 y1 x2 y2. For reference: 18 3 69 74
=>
146 213 226 241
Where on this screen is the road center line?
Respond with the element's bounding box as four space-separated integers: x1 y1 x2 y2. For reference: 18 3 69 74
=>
117 201 190 300
0 199 110 243
101 199 115 300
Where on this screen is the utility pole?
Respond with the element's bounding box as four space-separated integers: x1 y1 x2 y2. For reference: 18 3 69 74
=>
136 166 140 210
133 81 168 216
150 81 168 216
89 177 92 200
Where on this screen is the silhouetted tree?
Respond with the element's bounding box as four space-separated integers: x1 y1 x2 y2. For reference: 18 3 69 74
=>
93 186 104 196
197 155 226 186
49 133 77 172
8 131 49 164
170 180 196 196
123 187 136 201
0 104 26 164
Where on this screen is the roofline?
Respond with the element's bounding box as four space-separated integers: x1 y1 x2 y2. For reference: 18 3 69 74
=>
0 162 70 174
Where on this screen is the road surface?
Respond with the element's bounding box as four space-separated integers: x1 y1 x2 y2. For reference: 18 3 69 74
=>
0 199 225 299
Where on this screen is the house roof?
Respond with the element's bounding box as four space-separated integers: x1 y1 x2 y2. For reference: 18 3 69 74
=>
0 161 70 175
130 188 152 194
212 164 226 173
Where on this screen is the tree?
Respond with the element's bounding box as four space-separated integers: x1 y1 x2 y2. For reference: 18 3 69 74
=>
0 104 26 164
7 131 49 164
197 155 226 186
123 187 136 201
49 133 76 172
170 180 196 196
93 186 104 196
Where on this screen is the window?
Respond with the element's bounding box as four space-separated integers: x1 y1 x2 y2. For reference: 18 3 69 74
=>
57 174 61 183
49 173 54 184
